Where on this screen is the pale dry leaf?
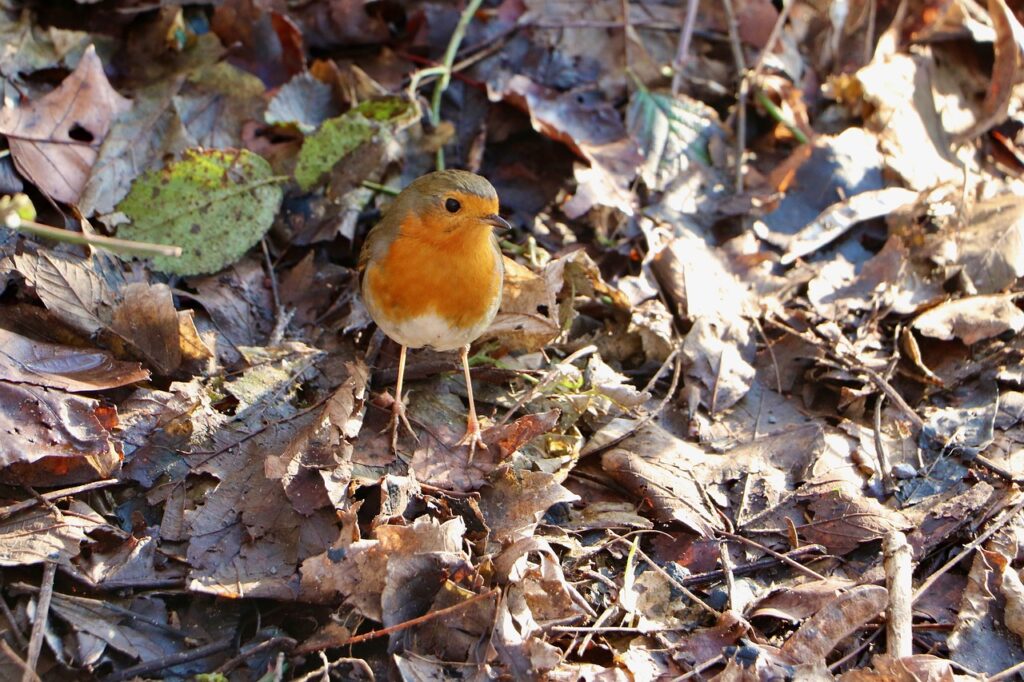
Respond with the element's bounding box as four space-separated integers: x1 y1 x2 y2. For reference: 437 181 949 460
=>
781 585 888 664
912 294 1024 345
0 45 130 204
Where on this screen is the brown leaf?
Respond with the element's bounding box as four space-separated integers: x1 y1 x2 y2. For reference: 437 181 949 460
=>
601 430 724 537
0 503 103 566
0 45 130 204
13 250 117 336
797 481 909 555
912 294 1024 346
478 466 579 545
957 0 1024 141
749 578 858 622
264 360 366 514
110 282 182 375
0 327 148 391
948 549 1024 673
488 74 640 217
0 382 120 485
781 585 888 664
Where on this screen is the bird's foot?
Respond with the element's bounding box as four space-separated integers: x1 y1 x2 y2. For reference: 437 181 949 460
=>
457 415 486 462
385 396 418 453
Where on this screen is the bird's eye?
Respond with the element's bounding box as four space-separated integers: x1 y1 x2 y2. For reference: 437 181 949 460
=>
445 198 461 213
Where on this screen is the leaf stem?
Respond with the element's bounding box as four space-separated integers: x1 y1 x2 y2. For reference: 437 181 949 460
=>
428 0 485 170
9 218 183 258
361 180 401 196
754 88 809 145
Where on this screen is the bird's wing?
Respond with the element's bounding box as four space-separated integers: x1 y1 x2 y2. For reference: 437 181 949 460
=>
357 213 398 273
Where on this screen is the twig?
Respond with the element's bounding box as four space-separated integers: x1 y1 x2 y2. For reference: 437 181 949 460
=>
22 487 62 523
912 493 1024 604
293 656 374 682
105 640 236 681
0 592 28 650
680 545 826 587
214 637 297 675
0 641 39 682
22 562 55 682
426 0 485 170
336 589 498 647
883 531 913 658
8 218 183 258
670 0 701 95
361 180 401 196
718 540 738 612
721 0 747 191
672 654 725 681
874 394 898 498
496 345 598 429
718 532 828 581
612 537 720 618
0 479 121 521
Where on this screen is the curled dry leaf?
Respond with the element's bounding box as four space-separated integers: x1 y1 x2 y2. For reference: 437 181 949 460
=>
0 382 120 485
601 425 724 537
0 45 130 204
780 585 888 664
0 503 104 566
488 74 640 217
948 549 1024 673
912 294 1024 345
0 327 148 391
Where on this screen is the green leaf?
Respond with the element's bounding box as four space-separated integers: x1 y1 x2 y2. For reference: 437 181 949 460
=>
627 87 725 191
294 96 419 190
117 148 283 275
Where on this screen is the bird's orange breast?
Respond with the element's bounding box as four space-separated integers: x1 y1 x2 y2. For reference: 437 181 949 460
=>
364 214 502 333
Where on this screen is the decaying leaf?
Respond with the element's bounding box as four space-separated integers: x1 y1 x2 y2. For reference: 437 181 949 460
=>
117 148 283 275
0 45 130 204
912 294 1024 345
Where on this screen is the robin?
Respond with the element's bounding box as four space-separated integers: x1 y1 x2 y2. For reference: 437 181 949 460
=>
359 170 509 459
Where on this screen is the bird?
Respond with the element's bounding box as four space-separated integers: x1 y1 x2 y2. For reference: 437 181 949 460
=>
359 169 509 459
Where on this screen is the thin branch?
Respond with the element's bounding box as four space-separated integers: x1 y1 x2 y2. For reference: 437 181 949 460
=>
0 479 121 521
9 218 183 258
671 0 701 95
718 532 828 581
336 589 498 647
22 562 55 682
912 493 1024 604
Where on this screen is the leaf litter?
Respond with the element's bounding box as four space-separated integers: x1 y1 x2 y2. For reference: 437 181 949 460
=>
0 0 1023 680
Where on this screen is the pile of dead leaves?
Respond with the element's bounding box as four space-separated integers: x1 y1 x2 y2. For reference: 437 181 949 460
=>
1 0 1024 679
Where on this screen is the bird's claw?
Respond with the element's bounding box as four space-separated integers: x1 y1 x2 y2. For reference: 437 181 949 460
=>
386 397 418 453
457 416 486 462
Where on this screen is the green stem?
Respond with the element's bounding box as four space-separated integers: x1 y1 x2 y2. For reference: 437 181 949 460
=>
428 0 486 170
755 88 809 145
361 180 401 196
9 218 183 258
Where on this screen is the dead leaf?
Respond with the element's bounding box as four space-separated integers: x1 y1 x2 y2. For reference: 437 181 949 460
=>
601 427 724 537
912 294 1024 345
478 466 579 545
0 327 148 391
781 585 888 664
0 382 120 485
0 503 103 566
488 74 640 217
110 282 182 375
0 45 130 204
948 549 1024 673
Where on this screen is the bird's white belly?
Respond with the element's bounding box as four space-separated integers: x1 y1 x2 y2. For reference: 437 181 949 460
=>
376 312 490 351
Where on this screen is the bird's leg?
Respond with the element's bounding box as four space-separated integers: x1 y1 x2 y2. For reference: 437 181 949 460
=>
388 344 418 452
457 344 485 460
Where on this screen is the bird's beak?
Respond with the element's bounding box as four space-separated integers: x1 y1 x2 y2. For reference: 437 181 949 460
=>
484 214 511 232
